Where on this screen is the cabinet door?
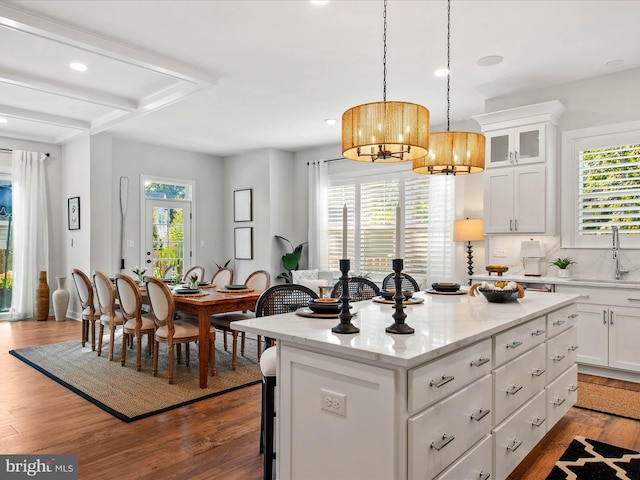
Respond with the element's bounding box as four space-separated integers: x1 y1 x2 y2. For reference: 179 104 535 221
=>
483 168 514 233
576 304 608 367
513 124 545 165
609 306 640 372
513 165 546 233
486 129 514 168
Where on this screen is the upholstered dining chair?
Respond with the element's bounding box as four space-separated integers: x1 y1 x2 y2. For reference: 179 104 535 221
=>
330 276 380 302
145 276 215 384
210 267 233 288
382 272 421 293
183 265 205 283
255 284 318 480
114 273 156 371
93 270 125 361
71 268 100 350
210 270 271 369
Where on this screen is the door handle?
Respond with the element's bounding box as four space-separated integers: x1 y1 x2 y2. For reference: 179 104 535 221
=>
146 259 152 264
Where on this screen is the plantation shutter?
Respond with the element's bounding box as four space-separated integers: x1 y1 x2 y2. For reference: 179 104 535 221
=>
327 183 355 268
404 177 429 274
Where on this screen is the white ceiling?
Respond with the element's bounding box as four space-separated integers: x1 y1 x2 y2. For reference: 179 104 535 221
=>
1 0 640 157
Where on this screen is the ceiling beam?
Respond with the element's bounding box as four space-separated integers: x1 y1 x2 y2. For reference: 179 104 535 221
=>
0 104 89 131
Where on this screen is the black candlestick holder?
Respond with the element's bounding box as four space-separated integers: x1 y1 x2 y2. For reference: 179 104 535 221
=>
331 259 359 334
385 258 414 335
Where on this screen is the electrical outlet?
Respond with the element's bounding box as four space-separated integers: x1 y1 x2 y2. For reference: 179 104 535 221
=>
320 388 346 417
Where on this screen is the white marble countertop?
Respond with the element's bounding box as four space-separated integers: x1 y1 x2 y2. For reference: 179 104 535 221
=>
471 274 640 289
232 290 579 368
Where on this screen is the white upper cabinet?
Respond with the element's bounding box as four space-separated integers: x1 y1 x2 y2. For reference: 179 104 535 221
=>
473 100 566 235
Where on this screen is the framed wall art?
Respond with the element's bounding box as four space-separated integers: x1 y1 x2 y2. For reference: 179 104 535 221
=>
234 188 253 222
68 196 80 230
234 227 253 260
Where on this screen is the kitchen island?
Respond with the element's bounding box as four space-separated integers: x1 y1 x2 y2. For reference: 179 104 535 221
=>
233 290 580 480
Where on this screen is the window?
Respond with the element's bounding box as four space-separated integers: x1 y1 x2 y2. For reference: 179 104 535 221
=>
562 122 640 247
328 170 454 280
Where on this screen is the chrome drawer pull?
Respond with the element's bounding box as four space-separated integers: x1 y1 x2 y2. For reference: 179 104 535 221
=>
430 375 455 388
628 298 640 302
552 319 566 326
531 328 546 336
506 384 522 395
507 439 523 452
553 397 566 406
431 433 455 451
568 313 579 319
531 367 546 376
568 345 579 352
506 340 523 349
552 354 566 362
479 472 491 480
568 384 579 392
470 407 491 421
470 357 490 367
531 416 546 427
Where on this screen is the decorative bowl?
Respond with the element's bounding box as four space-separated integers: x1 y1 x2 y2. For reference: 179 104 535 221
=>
431 282 461 293
478 288 518 303
380 289 413 301
308 298 340 314
486 266 509 276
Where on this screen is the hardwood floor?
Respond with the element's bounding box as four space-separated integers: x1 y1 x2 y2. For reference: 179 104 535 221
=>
2 320 640 479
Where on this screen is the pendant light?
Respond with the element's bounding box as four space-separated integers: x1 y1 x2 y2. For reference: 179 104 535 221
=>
413 0 485 175
342 0 430 163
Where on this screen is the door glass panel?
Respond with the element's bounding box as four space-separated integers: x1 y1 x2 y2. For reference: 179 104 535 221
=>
519 129 540 159
149 203 188 279
490 134 510 164
0 178 12 315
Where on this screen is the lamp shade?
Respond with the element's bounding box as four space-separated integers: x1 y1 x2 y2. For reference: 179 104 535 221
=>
342 101 430 162
520 240 546 258
413 131 485 175
454 218 485 242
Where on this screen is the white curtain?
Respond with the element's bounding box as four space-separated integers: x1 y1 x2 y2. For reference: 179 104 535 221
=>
307 160 328 269
11 150 49 319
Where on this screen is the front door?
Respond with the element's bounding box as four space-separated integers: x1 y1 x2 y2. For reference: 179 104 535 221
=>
144 199 191 280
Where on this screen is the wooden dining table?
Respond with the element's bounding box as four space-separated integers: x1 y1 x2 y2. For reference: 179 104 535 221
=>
171 288 262 388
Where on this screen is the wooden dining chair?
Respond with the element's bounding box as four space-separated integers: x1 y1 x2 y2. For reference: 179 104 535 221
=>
93 270 125 361
145 276 215 384
210 267 233 288
255 284 318 480
211 270 270 369
71 268 100 350
330 276 380 301
183 265 205 283
114 273 156 371
382 272 421 293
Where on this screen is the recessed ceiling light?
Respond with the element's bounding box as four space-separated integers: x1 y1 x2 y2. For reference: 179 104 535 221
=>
324 118 337 126
0 118 7 123
606 59 624 67
311 1 329 4
434 68 449 77
70 62 88 72
477 55 503 67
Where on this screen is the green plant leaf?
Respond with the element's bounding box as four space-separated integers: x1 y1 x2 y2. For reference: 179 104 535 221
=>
282 252 300 271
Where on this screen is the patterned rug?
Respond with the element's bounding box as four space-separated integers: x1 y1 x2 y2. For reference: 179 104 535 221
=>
9 333 261 422
546 436 640 480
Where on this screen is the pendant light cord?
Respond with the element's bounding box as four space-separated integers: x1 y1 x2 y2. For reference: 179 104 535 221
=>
382 0 387 102
446 0 451 132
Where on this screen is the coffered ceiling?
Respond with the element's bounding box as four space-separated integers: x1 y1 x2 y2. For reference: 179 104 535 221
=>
1 1 640 156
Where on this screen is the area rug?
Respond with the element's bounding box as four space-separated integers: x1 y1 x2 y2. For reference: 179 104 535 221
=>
545 436 640 480
575 378 640 421
9 334 261 422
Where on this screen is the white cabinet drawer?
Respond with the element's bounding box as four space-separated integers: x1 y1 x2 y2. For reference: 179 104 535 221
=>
546 326 578 383
409 375 492 480
547 304 578 339
556 285 640 307
494 316 546 367
435 435 492 480
493 390 547 480
409 339 492 413
494 343 547 424
546 364 578 427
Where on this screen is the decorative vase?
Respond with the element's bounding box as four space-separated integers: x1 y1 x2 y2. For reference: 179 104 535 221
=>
36 271 49 321
558 269 570 278
52 276 70 322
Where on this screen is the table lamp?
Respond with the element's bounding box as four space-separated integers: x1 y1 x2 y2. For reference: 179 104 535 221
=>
520 239 546 276
454 218 485 285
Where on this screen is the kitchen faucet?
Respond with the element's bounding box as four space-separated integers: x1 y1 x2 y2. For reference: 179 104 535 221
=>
612 226 628 279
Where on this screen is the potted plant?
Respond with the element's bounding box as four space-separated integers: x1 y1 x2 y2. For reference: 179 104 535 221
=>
275 235 308 283
550 257 576 278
